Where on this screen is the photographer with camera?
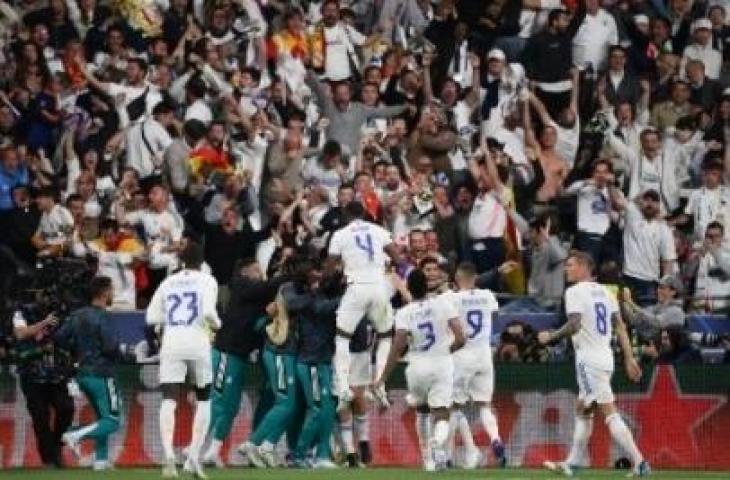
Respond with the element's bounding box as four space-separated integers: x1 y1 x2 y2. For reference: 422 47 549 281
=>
12 299 74 468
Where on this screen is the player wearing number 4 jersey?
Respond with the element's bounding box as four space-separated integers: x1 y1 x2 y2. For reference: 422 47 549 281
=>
444 262 506 469
327 202 400 410
539 252 650 478
376 270 465 472
146 243 221 479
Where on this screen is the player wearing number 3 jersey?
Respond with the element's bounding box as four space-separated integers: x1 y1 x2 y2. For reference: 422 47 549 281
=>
443 262 506 469
376 269 465 471
539 252 650 478
146 243 221 479
327 202 400 409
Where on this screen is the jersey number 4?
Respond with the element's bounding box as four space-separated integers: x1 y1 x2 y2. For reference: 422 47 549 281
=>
167 291 199 326
355 233 374 261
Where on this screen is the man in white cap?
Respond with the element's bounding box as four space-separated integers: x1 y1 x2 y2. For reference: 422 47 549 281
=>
479 48 524 132
681 18 722 80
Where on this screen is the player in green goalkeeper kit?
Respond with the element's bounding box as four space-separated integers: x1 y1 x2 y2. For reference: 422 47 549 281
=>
55 276 137 470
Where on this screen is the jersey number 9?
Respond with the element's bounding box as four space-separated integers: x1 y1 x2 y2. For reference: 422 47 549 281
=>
167 291 199 326
466 310 483 339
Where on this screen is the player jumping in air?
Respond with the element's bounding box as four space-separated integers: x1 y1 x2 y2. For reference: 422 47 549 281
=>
539 251 651 477
146 243 221 479
327 201 400 410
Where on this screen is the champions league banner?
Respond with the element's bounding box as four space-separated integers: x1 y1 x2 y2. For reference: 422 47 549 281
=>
0 364 727 469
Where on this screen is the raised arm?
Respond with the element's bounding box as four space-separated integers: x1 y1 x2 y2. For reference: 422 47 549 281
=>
522 94 540 152
422 52 434 103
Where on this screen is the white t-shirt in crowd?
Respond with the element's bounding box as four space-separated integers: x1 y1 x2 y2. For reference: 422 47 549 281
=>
568 181 611 235
684 186 730 242
468 192 507 240
37 204 74 245
125 208 184 270
125 118 173 178
622 203 676 281
572 9 618 70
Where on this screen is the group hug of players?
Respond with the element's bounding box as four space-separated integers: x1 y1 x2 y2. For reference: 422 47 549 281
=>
52 201 651 478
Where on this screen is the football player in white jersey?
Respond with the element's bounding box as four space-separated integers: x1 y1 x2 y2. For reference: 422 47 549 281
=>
446 262 506 469
327 202 400 409
146 243 221 479
538 251 650 477
375 269 465 471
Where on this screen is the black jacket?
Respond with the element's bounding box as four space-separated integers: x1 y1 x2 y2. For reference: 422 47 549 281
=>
214 274 288 357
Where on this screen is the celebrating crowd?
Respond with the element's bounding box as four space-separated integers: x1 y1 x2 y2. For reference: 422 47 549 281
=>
0 0 730 360
0 0 730 474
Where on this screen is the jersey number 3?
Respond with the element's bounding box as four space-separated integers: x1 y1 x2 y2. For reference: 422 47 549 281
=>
355 233 374 261
167 291 199 326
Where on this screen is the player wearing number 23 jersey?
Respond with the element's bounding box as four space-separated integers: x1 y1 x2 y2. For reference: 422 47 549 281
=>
564 280 619 404
146 268 222 387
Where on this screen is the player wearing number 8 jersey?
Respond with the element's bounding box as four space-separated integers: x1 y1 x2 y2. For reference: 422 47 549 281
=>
444 262 505 469
376 270 465 471
146 243 221 479
327 202 400 409
539 252 650 477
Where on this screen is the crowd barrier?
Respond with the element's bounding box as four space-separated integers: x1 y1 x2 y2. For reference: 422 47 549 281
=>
107 311 729 347
0 363 728 469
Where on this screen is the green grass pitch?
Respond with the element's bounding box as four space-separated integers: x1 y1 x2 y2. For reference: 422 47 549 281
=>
0 468 727 479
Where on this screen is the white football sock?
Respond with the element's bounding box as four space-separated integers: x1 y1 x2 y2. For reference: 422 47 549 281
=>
189 400 211 459
479 406 500 442
160 399 177 461
205 438 222 459
340 420 356 454
334 336 352 395
565 414 593 466
433 419 450 450
354 413 370 442
456 410 476 451
606 413 643 467
375 337 392 380
415 412 432 465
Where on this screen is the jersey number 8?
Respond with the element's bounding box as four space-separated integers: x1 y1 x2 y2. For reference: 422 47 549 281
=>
594 302 607 336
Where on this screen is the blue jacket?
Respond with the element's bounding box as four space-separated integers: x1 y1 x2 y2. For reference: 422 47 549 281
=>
0 164 29 211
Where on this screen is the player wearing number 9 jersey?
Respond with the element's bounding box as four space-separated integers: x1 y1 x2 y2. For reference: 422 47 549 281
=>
146 243 221 479
539 252 650 478
444 262 505 469
376 270 465 471
327 202 400 408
